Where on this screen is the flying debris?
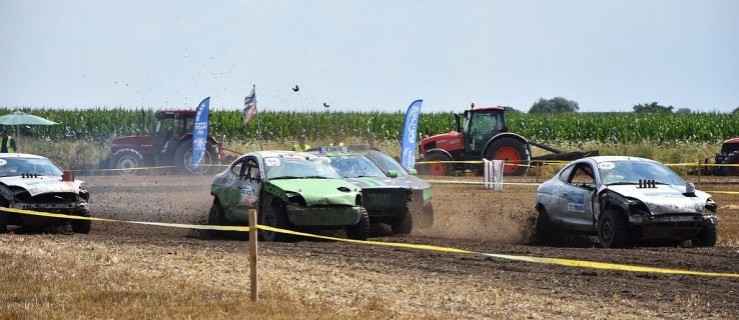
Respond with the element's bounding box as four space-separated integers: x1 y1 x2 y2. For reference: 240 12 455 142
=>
323 103 331 108
292 85 300 92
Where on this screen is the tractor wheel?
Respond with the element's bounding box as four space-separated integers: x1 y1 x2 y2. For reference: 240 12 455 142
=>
598 209 629 248
721 151 739 176
259 202 292 242
485 137 529 176
692 225 718 247
110 149 144 175
422 152 453 176
174 141 218 175
390 210 413 235
346 207 370 240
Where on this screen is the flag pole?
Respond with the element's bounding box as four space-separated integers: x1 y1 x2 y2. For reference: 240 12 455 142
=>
253 85 264 151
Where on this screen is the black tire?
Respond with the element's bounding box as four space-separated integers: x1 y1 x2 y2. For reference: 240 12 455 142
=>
174 141 218 175
598 209 629 248
419 203 434 228
390 209 413 235
110 149 144 176
207 199 228 238
259 202 291 242
721 151 739 176
71 218 91 234
346 207 370 240
0 210 7 234
692 225 718 247
422 152 453 176
484 137 529 176
534 207 556 245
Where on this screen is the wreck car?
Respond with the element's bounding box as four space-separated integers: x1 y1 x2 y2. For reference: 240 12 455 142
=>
0 153 91 233
313 146 415 234
209 150 368 241
535 156 718 248
362 148 434 229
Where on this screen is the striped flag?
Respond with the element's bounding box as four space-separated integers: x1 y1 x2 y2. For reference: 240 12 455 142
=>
242 87 257 125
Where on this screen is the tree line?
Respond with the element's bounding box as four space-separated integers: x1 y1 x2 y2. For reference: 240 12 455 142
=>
521 97 739 114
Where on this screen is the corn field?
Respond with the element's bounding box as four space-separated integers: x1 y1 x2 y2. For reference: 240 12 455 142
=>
1 107 737 144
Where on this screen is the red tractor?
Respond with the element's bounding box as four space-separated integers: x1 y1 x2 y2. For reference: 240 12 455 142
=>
100 110 223 175
418 104 597 176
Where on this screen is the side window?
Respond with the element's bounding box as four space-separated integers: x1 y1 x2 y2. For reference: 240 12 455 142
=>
558 164 576 183
230 159 245 176
246 158 260 180
569 163 595 188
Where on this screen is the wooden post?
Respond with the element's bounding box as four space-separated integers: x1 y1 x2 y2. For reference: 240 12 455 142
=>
696 161 701 185
249 208 258 302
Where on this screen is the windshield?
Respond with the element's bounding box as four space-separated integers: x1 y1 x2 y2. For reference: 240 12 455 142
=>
366 153 408 177
327 155 386 178
264 156 341 180
599 160 684 186
0 157 64 178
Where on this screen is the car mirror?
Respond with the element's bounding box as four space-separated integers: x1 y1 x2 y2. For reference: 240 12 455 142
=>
387 170 398 178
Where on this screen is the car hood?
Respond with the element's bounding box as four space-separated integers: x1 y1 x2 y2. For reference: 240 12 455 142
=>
269 178 360 206
0 176 84 197
342 177 411 190
607 184 711 215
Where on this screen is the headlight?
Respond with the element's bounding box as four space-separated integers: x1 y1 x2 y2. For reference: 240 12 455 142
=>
705 198 718 213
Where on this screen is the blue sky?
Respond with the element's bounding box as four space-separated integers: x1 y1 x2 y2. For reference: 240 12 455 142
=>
1 0 738 113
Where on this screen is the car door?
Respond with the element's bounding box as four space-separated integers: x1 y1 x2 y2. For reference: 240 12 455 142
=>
223 156 262 223
555 162 597 231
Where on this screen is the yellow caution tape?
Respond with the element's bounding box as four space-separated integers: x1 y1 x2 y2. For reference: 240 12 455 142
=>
2 206 738 278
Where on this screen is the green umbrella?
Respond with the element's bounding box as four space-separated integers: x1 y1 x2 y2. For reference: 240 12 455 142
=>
0 111 59 148
0 111 58 126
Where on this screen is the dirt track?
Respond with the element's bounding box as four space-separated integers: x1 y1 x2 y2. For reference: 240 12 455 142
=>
15 174 739 318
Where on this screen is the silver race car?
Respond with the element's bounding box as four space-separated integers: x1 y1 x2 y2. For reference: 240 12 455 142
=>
535 156 718 248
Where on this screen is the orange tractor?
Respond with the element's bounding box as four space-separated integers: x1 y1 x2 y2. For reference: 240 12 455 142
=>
418 104 598 176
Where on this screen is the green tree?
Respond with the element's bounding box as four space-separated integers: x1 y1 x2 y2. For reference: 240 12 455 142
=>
732 106 739 114
633 102 674 113
528 97 579 113
676 108 692 114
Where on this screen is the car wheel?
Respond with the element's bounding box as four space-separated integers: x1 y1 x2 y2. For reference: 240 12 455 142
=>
534 207 557 245
422 152 453 176
692 225 718 247
419 203 434 228
71 218 91 234
175 141 218 175
390 209 413 235
346 207 370 240
207 199 228 238
110 149 144 176
259 202 291 242
0 210 7 233
484 137 529 176
598 209 629 248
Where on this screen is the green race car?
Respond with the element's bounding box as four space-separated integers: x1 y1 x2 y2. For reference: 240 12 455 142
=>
209 151 368 241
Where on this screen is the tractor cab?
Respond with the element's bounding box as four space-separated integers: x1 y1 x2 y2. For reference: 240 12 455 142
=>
459 106 507 157
153 110 196 154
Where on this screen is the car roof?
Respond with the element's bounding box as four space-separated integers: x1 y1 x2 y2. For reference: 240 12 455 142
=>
584 156 661 164
246 150 321 160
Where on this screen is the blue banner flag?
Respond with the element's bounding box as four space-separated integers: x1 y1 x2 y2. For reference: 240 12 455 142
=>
400 99 423 170
192 97 210 169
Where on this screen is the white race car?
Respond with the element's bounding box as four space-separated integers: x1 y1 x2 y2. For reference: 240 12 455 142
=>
0 153 91 233
535 156 718 248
